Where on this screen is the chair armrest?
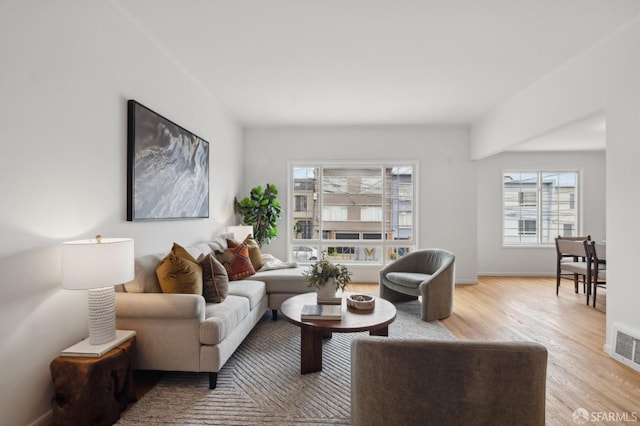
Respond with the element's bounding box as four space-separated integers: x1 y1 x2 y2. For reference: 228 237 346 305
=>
115 292 205 321
426 255 455 281
379 254 420 274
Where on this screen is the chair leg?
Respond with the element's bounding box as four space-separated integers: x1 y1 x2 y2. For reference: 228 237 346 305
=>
573 274 579 293
593 286 597 308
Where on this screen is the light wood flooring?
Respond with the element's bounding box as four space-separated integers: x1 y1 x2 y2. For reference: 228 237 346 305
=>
351 277 640 425
132 278 639 424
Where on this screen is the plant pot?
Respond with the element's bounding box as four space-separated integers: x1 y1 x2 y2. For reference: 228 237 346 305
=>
315 278 336 298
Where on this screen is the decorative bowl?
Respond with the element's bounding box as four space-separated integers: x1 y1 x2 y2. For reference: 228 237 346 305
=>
347 294 375 311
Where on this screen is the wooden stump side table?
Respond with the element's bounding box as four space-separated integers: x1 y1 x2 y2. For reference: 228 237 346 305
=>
50 336 136 426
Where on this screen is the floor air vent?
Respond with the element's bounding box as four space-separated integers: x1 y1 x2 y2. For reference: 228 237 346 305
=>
612 324 640 372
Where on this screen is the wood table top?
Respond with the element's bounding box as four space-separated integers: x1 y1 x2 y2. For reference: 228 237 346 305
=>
280 292 397 333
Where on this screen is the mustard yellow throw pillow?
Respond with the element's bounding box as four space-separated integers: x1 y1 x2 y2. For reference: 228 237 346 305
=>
156 243 203 295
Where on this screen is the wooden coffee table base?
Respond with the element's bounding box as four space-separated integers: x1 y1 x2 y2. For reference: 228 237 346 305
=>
300 324 389 374
280 292 397 375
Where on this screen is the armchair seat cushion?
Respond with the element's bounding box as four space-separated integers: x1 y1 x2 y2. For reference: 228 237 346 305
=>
385 272 431 289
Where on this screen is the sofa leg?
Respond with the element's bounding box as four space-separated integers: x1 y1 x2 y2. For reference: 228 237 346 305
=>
209 372 218 389
272 309 278 321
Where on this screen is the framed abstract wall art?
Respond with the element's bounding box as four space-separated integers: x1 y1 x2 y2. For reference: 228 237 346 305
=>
127 100 209 221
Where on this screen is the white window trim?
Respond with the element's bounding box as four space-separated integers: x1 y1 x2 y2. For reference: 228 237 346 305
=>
502 168 582 248
288 161 419 266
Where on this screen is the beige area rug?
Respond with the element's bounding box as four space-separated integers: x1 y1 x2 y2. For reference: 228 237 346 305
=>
117 300 454 425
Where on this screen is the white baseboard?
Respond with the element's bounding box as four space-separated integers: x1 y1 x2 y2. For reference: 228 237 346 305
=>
476 272 554 277
455 279 478 285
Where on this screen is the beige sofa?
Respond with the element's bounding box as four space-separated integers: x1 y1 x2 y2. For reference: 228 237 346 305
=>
115 235 310 388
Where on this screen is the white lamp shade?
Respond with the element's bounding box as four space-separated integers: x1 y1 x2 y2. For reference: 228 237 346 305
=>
227 225 253 241
61 237 134 290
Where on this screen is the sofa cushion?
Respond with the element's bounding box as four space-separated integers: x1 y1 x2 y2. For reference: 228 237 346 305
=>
198 253 229 303
188 243 213 259
227 236 264 271
215 244 256 280
200 295 251 345
385 272 430 289
206 233 234 252
156 243 203 295
227 279 266 310
123 253 165 293
249 267 310 294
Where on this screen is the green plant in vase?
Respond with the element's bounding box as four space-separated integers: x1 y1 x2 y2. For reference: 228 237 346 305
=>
303 251 352 293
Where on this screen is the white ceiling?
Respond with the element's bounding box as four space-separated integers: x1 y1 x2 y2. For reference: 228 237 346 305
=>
116 0 640 149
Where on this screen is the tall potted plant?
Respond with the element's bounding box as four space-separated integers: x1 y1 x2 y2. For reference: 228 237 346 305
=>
233 183 282 247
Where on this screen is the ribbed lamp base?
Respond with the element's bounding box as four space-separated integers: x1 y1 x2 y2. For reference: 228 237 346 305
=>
87 286 116 345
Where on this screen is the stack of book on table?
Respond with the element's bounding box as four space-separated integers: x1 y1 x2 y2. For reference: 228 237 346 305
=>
301 304 342 320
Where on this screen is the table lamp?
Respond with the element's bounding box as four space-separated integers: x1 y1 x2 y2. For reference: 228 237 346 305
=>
227 225 253 241
61 236 134 345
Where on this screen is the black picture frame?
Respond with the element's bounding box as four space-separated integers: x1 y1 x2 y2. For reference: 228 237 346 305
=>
127 100 209 221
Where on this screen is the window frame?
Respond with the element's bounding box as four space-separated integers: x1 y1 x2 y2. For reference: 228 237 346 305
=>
502 169 581 247
288 161 418 266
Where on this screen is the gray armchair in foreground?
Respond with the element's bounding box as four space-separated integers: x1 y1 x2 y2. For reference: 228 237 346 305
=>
351 337 548 426
379 249 455 321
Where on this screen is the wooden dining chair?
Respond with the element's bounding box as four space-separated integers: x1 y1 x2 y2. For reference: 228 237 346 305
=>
585 241 606 307
555 236 591 296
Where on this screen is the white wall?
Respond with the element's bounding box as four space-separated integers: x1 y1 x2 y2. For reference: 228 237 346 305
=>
0 2 242 424
243 125 478 284
476 151 606 275
471 17 640 353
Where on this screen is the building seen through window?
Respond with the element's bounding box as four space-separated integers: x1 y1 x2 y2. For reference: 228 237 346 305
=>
291 164 415 264
503 171 579 245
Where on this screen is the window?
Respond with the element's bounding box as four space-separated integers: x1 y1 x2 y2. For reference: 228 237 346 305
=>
518 191 537 207
324 177 348 193
361 177 382 194
519 219 537 235
323 205 348 221
503 171 579 245
563 223 574 236
361 206 382 221
398 211 412 228
294 195 307 212
290 163 416 264
398 183 412 200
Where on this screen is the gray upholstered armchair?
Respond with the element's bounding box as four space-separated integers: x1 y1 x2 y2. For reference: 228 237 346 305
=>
379 249 455 321
351 337 548 426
